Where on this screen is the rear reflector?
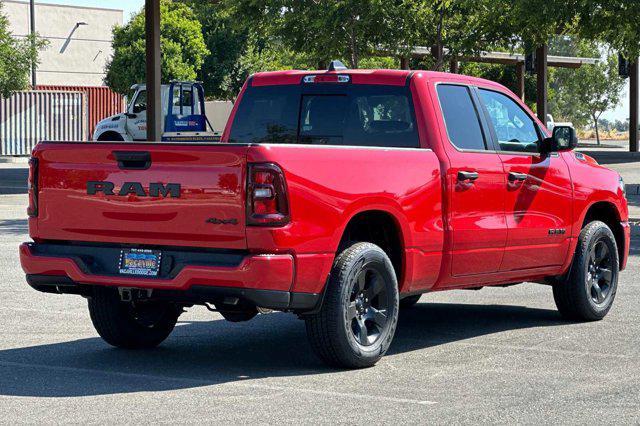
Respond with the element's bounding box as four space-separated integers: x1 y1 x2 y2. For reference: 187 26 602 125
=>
27 157 38 217
302 74 351 84
247 163 290 226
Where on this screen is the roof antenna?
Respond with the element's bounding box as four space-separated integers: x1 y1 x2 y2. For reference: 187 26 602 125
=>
328 60 348 71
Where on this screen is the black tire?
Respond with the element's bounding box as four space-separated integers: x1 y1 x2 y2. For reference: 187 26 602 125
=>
553 221 619 321
97 132 124 141
400 294 421 308
88 286 180 349
305 242 399 369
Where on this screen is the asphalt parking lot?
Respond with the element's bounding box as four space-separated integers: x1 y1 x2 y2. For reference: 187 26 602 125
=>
1 170 639 423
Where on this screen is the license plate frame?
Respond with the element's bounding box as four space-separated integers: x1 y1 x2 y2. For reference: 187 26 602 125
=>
118 248 162 277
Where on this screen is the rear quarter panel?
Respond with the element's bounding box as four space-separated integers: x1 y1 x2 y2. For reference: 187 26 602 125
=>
246 144 443 294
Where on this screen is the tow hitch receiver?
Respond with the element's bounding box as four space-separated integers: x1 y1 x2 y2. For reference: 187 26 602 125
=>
118 287 153 302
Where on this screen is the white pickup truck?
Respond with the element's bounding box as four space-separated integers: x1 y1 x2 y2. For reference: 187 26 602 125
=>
93 81 221 142
546 114 574 131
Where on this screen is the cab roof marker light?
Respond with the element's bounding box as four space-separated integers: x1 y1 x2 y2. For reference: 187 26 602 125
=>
302 75 351 84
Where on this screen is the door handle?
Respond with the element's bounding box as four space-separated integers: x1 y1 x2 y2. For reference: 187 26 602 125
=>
508 172 528 182
113 151 152 170
457 171 479 181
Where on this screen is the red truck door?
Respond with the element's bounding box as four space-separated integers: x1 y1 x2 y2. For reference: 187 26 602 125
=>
476 88 572 271
435 84 508 276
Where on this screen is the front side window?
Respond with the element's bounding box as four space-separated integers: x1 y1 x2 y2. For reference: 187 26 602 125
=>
131 91 147 114
436 84 487 151
229 84 419 148
478 89 540 153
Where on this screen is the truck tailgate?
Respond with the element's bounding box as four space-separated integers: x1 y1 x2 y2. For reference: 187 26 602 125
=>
31 143 249 249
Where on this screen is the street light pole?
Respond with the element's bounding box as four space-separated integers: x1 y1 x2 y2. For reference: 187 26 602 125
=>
29 0 36 86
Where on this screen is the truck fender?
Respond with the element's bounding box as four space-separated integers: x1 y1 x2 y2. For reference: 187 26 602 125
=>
93 116 131 141
334 198 412 252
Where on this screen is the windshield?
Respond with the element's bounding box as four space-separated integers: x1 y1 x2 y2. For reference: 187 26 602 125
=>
229 84 420 148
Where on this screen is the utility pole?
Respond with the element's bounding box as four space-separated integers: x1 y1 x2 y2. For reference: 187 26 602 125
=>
145 0 162 142
535 44 548 124
30 0 36 86
630 60 639 152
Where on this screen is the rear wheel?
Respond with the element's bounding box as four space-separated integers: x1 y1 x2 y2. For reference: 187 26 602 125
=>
305 242 399 369
553 221 619 321
88 286 180 349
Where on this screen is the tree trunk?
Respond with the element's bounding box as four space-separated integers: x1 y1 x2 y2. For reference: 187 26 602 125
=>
593 113 600 146
349 19 358 69
432 1 446 71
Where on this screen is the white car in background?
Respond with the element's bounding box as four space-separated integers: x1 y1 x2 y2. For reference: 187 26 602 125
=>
546 114 574 131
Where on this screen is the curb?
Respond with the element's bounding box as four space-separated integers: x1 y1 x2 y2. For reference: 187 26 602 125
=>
630 220 640 237
626 184 640 196
0 156 29 164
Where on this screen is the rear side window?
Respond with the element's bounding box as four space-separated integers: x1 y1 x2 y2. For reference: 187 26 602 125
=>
229 84 420 148
228 86 299 144
436 84 486 151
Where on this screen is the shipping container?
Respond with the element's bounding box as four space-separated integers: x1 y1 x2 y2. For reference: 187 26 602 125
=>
0 91 86 156
35 85 125 139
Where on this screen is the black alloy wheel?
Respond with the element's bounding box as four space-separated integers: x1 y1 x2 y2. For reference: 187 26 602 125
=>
348 267 391 346
553 220 619 321
305 242 399 368
586 239 614 305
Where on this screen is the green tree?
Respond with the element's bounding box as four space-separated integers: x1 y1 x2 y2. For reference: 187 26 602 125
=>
229 0 431 69
105 0 209 95
566 53 624 145
459 62 538 106
0 1 47 98
220 35 315 99
181 0 249 99
183 0 315 100
549 37 624 143
574 1 640 58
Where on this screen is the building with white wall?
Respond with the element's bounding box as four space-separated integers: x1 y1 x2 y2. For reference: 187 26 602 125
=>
3 1 123 86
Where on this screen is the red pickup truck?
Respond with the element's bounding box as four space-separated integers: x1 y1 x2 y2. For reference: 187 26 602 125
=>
20 64 629 368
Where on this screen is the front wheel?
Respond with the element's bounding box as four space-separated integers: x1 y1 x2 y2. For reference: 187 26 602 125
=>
88 286 180 349
305 242 399 369
553 221 619 321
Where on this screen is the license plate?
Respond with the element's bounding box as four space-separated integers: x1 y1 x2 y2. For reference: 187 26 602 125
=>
119 249 161 277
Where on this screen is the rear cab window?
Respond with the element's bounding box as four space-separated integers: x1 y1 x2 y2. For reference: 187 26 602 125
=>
229 82 420 148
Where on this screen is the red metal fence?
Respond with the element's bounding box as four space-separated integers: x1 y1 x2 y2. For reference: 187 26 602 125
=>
35 85 125 139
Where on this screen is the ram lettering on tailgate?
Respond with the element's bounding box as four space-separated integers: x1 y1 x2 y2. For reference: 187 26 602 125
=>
87 181 181 198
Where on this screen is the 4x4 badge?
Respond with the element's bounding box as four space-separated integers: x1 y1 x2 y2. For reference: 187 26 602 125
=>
206 218 239 225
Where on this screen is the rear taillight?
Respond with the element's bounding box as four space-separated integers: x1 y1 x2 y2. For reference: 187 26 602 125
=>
27 157 38 217
246 163 290 226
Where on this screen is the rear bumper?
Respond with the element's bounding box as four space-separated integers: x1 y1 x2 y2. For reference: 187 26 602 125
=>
19 243 319 311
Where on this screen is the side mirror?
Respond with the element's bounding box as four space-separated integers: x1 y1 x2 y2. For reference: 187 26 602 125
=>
132 104 146 114
125 112 137 119
541 125 578 154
